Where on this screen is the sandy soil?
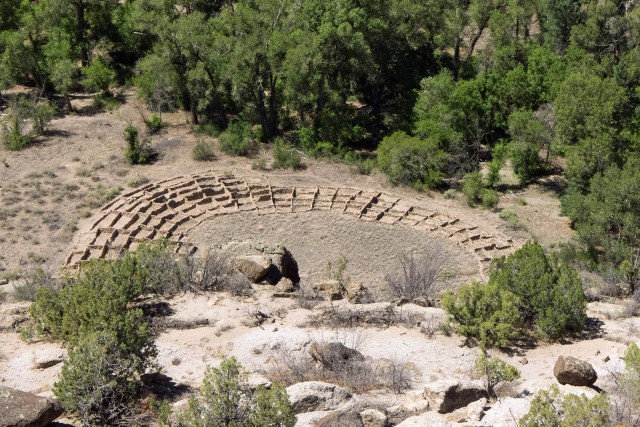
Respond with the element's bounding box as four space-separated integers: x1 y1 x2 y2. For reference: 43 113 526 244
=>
190 211 480 297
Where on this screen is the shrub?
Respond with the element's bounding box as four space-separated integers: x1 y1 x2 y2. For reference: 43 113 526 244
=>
443 189 456 199
345 152 375 175
31 102 56 135
146 114 163 133
487 143 508 188
126 175 150 188
490 241 587 341
462 172 484 205
519 385 610 427
499 209 525 230
177 357 296 427
474 353 520 398
1 116 31 150
443 281 521 349
194 122 220 137
272 139 303 170
377 131 447 189
192 140 216 161
385 251 445 300
12 268 59 302
218 121 253 156
54 331 154 426
481 189 499 209
124 125 154 165
82 58 115 94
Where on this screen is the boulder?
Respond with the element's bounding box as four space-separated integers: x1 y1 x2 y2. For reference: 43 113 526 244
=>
360 409 387 427
221 240 299 285
553 356 597 386
345 283 373 304
309 342 365 370
424 379 488 414
0 386 63 427
285 381 352 414
316 410 364 427
466 397 487 422
232 255 272 283
312 280 345 301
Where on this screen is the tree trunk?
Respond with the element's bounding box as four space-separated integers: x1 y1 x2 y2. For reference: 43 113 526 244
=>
75 0 88 66
453 39 461 81
190 98 199 125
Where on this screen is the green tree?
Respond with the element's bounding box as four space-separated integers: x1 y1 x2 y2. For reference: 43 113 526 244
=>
177 358 295 427
562 158 640 289
474 353 520 398
519 385 610 427
443 281 522 349
490 241 587 340
377 131 447 189
54 331 154 426
508 110 549 183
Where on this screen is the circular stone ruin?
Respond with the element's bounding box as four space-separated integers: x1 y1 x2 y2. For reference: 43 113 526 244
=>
66 172 515 291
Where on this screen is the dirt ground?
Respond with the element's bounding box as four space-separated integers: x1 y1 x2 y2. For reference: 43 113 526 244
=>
1 92 637 426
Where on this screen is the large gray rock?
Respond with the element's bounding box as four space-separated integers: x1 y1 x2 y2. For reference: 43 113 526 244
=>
0 386 63 427
553 356 597 386
316 410 364 427
395 412 450 427
424 379 487 414
309 342 365 370
360 409 387 427
285 381 352 414
221 240 299 285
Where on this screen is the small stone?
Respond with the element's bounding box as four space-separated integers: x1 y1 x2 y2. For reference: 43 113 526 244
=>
603 356 610 362
519 357 529 365
596 350 601 356
0 279 8 286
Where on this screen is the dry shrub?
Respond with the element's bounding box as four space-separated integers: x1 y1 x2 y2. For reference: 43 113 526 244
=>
385 251 445 300
296 285 322 310
266 341 416 394
306 305 417 329
12 268 60 302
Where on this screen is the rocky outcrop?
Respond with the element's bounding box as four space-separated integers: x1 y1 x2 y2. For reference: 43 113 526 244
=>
553 356 597 386
0 386 63 427
222 240 299 285
309 342 365 370
316 410 364 427
285 381 352 414
396 412 450 427
360 409 388 427
424 379 487 414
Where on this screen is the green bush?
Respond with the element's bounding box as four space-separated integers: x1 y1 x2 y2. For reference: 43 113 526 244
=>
345 152 375 175
124 125 154 165
54 331 154 426
487 143 508 188
31 102 57 135
194 122 220 137
377 131 447 189
519 385 610 427
1 116 31 150
272 139 303 170
218 121 253 156
177 357 296 427
490 241 587 341
82 58 115 94
146 114 163 133
443 281 521 349
481 189 499 209
462 172 484 205
12 268 59 302
499 209 525 230
474 353 520 398
445 242 588 345
192 140 215 161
